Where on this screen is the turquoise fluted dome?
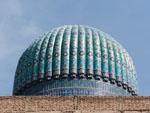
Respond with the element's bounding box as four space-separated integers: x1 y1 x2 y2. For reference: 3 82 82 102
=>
13 25 138 96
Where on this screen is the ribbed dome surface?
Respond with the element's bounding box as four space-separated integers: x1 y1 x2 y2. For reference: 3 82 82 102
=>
13 25 138 96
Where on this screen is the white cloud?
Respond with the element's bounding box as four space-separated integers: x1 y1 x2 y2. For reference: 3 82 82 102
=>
0 0 44 95
0 0 22 19
19 22 44 40
0 0 22 59
0 0 43 60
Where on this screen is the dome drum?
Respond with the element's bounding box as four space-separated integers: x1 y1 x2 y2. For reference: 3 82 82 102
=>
14 79 133 96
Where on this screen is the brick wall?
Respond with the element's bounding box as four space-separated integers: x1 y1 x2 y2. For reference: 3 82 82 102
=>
0 96 150 113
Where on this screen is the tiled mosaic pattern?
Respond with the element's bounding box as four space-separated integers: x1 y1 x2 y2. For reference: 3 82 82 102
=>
13 25 138 96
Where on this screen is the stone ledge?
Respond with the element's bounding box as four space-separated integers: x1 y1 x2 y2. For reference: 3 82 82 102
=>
0 96 150 113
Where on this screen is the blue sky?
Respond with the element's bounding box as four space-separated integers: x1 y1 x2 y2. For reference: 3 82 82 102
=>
0 0 149 96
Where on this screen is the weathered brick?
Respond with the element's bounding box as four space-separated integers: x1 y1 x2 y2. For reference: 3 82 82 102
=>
80 110 119 113
0 96 150 113
124 111 141 113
